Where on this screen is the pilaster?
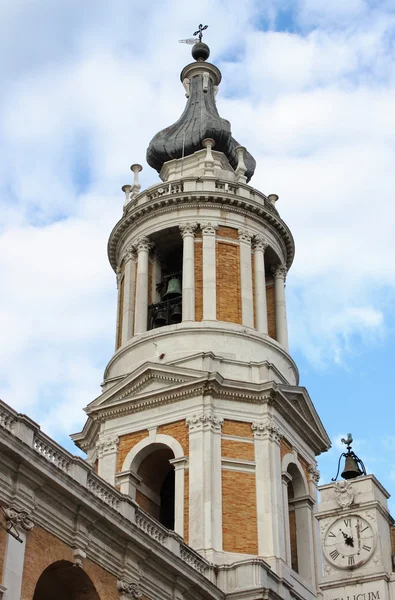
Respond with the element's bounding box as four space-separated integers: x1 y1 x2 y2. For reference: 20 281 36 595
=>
252 419 286 563
2 507 34 600
96 434 119 486
186 410 223 554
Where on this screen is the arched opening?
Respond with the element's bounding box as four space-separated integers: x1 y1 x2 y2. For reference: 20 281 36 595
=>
33 561 100 600
135 444 175 530
286 462 314 584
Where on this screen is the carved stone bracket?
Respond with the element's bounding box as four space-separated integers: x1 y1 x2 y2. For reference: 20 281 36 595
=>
272 264 287 281
238 229 253 244
4 507 34 532
182 77 190 98
117 580 142 598
308 465 320 485
186 411 224 433
251 420 282 442
200 223 217 236
179 223 198 238
334 480 354 508
96 435 119 458
253 235 269 252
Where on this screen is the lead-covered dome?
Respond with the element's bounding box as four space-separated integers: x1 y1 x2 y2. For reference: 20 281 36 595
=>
146 45 256 182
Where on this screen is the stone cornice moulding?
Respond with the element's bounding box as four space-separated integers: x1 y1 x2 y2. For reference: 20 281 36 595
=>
107 192 294 271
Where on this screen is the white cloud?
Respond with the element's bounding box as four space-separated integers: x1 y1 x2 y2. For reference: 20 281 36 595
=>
0 0 394 448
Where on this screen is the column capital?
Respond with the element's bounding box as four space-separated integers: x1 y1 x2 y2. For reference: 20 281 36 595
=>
135 236 154 253
252 419 282 443
253 235 269 252
186 411 223 433
308 464 320 485
179 222 198 238
201 223 217 236
96 435 119 458
4 507 34 532
117 580 142 598
124 244 137 263
272 263 287 280
238 228 253 244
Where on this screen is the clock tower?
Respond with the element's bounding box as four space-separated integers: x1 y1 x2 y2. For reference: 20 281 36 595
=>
317 474 394 600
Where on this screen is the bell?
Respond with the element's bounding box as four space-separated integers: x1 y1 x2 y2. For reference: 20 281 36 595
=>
163 277 182 299
153 310 167 327
341 453 364 480
170 304 182 324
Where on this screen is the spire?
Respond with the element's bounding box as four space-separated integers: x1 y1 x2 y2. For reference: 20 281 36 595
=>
146 37 256 182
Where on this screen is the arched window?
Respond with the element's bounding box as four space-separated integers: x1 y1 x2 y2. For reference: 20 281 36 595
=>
134 444 176 530
33 561 100 600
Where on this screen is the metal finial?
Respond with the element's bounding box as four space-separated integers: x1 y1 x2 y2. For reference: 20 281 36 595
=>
341 433 353 451
193 24 208 42
331 433 366 481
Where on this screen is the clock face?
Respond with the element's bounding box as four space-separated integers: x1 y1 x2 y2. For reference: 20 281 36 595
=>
324 515 375 569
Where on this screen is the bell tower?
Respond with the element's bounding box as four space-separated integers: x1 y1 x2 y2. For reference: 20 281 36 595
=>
73 38 331 598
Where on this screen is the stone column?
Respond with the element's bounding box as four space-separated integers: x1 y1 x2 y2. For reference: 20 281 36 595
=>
238 229 254 328
134 237 152 334
201 224 217 320
273 264 289 350
282 471 292 565
121 246 136 344
152 252 162 304
96 435 119 486
179 223 197 321
169 456 188 538
3 508 34 600
308 465 322 588
252 420 285 562
253 236 269 334
187 410 223 556
115 267 123 350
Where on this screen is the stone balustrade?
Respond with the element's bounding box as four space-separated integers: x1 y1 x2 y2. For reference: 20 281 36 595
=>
0 399 211 577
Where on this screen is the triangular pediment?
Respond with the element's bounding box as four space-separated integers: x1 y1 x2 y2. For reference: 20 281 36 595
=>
85 362 207 416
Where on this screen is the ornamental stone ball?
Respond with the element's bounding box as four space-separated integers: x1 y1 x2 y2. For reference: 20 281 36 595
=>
192 42 210 62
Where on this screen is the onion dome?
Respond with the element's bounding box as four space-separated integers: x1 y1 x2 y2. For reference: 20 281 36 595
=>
146 44 256 182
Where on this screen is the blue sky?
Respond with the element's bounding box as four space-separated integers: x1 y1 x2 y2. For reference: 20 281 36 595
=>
0 0 394 513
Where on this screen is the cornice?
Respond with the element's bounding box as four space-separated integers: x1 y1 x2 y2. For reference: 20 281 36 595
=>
107 192 295 271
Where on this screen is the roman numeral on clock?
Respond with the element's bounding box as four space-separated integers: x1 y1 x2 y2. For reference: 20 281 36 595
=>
361 526 369 532
363 544 371 551
330 550 340 560
348 556 355 566
328 532 336 537
344 519 351 527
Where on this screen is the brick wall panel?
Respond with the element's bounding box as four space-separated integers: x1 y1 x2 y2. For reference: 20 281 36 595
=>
222 439 254 461
216 242 241 324
222 471 258 554
117 430 149 472
216 226 239 240
222 420 253 439
157 421 189 455
280 438 293 460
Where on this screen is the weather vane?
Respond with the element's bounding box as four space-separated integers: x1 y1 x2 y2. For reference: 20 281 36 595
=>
179 24 208 45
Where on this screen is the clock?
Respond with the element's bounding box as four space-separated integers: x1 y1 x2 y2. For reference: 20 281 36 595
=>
323 514 375 569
